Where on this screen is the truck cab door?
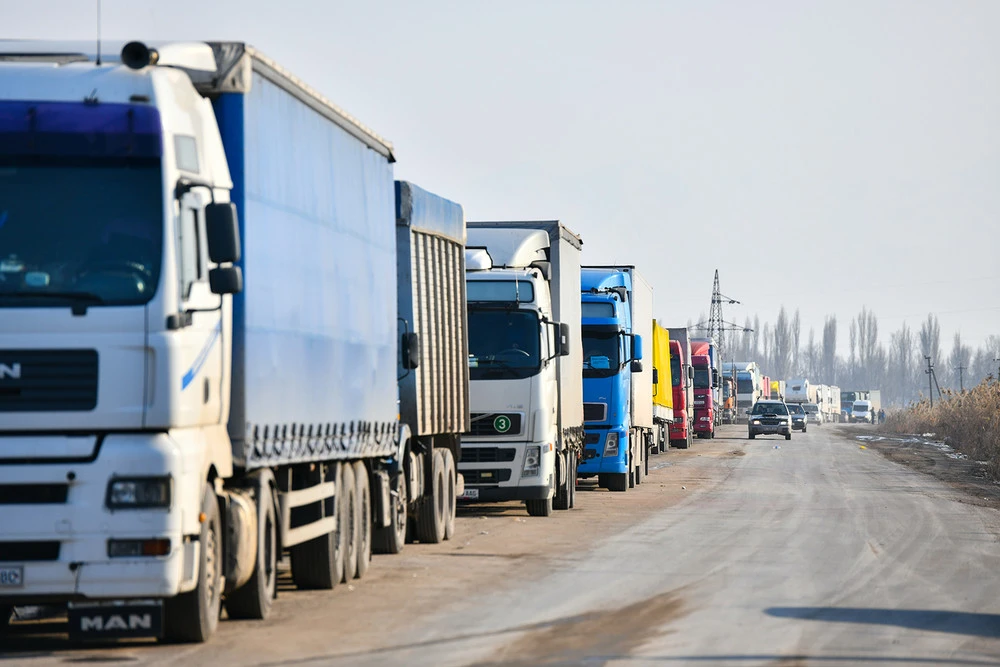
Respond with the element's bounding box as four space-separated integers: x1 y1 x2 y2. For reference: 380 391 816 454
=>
174 193 224 426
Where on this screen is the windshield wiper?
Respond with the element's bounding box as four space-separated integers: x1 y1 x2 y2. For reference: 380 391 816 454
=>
0 290 105 303
0 290 105 314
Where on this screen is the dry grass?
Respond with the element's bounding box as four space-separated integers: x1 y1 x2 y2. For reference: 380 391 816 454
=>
882 379 1000 479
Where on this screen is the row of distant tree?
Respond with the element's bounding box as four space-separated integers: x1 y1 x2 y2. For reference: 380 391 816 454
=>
693 309 999 408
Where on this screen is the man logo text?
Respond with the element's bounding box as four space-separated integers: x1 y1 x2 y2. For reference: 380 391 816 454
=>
80 613 153 632
0 363 20 380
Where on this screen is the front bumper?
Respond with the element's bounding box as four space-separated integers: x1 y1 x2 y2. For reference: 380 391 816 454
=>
0 432 201 604
578 429 627 475
749 423 791 436
458 439 555 502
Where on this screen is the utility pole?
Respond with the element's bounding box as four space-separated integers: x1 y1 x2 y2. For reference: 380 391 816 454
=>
924 355 935 408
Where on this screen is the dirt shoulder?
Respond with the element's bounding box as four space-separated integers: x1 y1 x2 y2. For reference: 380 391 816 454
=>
834 424 1000 511
2 428 748 665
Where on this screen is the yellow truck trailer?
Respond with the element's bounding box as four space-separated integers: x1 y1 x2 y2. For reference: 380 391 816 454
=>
652 319 674 453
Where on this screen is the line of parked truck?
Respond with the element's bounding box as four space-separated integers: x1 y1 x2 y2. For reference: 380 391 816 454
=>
718 361 882 426
0 40 732 643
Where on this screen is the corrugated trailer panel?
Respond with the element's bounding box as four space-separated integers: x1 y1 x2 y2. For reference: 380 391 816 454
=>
396 181 470 437
629 269 654 429
216 69 398 469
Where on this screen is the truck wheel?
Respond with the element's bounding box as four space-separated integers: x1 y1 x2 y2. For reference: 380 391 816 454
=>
290 463 345 590
569 451 577 508
340 463 358 582
675 436 690 450
525 494 553 517
0 605 13 633
597 473 609 489
635 447 644 485
608 473 628 493
415 448 446 543
373 472 407 555
225 475 277 620
711 429 716 439
440 449 457 541
554 451 571 510
353 461 371 579
164 486 222 643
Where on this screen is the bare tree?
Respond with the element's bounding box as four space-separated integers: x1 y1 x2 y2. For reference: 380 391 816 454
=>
947 332 973 391
806 327 819 378
919 313 941 364
822 316 837 382
791 309 801 375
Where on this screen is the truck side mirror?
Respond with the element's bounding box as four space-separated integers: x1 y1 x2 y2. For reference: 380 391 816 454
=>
209 266 243 295
631 334 643 361
206 202 241 264
712 368 720 387
652 368 659 384
688 366 694 380
402 332 420 370
630 359 643 373
557 322 571 357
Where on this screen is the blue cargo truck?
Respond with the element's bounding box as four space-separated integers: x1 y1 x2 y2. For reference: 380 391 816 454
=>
0 40 466 643
577 266 654 492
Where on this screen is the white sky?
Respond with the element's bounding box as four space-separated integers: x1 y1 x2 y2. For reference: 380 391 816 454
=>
4 0 999 355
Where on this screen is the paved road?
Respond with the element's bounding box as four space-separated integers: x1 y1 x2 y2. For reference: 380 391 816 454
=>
5 424 1000 666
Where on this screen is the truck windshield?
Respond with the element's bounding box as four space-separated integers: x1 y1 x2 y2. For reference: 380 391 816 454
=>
582 329 621 378
694 369 711 389
737 374 753 394
468 309 542 380
670 356 681 386
0 160 163 307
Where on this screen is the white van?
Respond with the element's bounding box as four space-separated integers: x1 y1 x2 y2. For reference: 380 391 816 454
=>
851 400 873 423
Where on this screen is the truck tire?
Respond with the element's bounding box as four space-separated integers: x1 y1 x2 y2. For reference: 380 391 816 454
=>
225 474 277 620
608 473 628 493
525 494 553 517
290 463 345 590
674 436 690 450
554 451 571 510
569 451 577 509
340 463 358 582
440 449 457 541
628 450 636 489
164 486 223 643
353 461 371 579
0 605 13 633
415 448 446 543
635 446 644 485
373 471 407 555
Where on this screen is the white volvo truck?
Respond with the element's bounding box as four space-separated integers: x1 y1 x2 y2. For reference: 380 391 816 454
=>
459 221 583 516
0 40 466 643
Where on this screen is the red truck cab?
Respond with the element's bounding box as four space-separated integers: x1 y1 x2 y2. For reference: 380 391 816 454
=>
692 354 715 438
668 339 692 448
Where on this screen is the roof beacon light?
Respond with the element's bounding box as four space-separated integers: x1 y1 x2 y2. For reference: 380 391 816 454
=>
121 41 159 70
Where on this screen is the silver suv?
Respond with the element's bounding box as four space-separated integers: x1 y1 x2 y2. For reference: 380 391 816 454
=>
748 400 792 440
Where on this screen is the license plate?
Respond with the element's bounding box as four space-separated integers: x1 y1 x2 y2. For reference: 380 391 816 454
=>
458 488 479 501
68 600 163 640
0 566 23 588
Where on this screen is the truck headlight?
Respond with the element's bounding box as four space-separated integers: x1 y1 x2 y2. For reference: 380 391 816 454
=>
106 477 171 509
522 446 541 477
603 432 619 457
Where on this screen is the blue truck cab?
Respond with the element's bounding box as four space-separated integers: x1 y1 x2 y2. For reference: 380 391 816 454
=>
578 267 652 493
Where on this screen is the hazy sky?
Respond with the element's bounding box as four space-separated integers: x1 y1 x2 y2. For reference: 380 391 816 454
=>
5 0 999 356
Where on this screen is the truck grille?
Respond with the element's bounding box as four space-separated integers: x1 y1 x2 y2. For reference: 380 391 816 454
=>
0 541 61 562
0 484 69 504
0 350 98 412
464 469 512 485
461 447 517 463
583 403 607 422
466 413 522 437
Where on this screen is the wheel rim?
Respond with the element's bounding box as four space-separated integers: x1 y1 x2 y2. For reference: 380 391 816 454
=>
205 516 220 604
394 480 407 544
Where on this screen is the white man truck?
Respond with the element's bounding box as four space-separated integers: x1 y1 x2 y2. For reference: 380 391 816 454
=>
461 221 583 516
0 41 467 643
